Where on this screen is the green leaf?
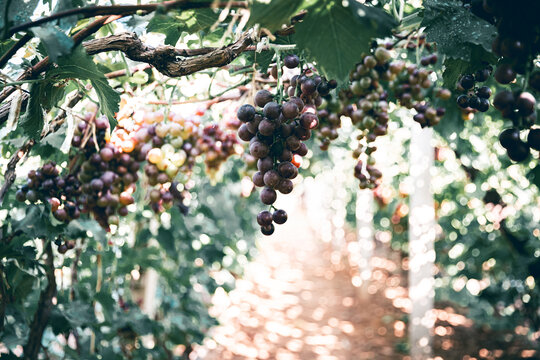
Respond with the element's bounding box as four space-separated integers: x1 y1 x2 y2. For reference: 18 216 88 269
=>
41 122 66 148
248 0 305 32
147 14 183 46
0 38 16 56
39 79 66 111
31 25 74 62
421 0 497 62
295 1 396 81
146 9 219 45
441 47 497 88
49 46 120 126
0 0 39 34
19 83 44 139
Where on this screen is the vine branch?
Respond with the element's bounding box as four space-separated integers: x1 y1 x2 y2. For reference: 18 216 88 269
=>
6 1 248 38
23 241 56 360
83 31 253 78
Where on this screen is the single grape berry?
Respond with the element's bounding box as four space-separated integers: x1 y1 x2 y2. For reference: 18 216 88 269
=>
277 179 293 194
460 75 475 90
252 172 265 187
499 128 520 149
254 90 274 108
476 86 492 99
257 210 273 226
278 162 298 179
516 92 536 116
300 79 317 95
15 190 26 202
476 98 490 112
457 95 470 109
474 68 491 82
261 224 275 236
263 102 280 120
506 141 530 162
527 129 540 151
237 104 256 122
283 54 300 69
260 187 277 205
263 170 281 188
272 209 287 224
58 243 68 254
238 124 254 141
281 102 299 119
468 96 481 110
493 90 515 111
494 64 516 84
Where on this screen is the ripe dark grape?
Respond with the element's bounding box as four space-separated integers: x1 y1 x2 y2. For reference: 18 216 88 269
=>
460 74 475 90
284 54 300 69
257 211 273 226
263 170 281 188
261 224 275 236
457 95 469 109
263 102 280 120
527 129 540 151
506 141 530 162
476 98 490 112
237 104 256 122
476 86 492 99
255 90 273 108
260 187 277 205
499 128 520 149
272 209 287 224
494 64 516 84
516 92 536 116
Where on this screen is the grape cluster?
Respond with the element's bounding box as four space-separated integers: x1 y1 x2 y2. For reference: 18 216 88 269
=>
16 161 82 223
496 91 538 162
331 45 449 189
54 237 76 254
499 127 540 163
456 67 493 113
316 107 341 150
389 56 447 128
236 54 332 235
17 106 238 232
73 115 141 228
197 124 242 175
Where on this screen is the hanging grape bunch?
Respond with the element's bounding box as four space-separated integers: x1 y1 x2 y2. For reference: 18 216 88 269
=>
455 66 493 115
16 105 238 239
459 1 540 162
496 92 538 162
197 123 242 176
236 53 333 235
331 42 449 189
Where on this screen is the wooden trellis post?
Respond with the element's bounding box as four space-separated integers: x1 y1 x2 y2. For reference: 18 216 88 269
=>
408 126 436 359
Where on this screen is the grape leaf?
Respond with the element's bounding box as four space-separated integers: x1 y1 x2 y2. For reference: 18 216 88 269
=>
19 83 44 139
248 0 305 32
147 14 183 46
294 1 396 82
421 0 497 62
146 9 219 45
31 25 74 62
48 46 120 126
0 0 39 34
441 46 497 88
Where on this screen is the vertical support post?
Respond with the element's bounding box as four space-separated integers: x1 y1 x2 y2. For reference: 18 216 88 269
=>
355 189 374 295
408 126 436 359
142 268 158 318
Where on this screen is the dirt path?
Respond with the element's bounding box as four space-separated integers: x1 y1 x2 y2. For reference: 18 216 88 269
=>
193 201 407 360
